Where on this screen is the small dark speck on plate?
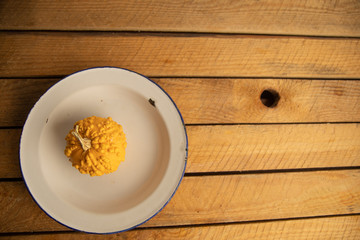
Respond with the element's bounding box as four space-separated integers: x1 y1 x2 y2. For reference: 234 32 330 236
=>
148 98 156 108
46 118 49 124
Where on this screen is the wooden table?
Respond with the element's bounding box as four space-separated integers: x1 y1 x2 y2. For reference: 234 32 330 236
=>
1 1 360 239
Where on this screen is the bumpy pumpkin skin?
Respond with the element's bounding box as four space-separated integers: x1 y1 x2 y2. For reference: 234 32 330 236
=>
64 116 127 176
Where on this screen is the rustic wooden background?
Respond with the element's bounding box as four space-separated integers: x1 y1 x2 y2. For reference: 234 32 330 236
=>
0 0 359 239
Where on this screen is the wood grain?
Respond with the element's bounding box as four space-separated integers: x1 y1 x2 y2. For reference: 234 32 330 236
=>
155 78 360 124
187 124 360 172
0 129 21 178
1 170 359 232
0 78 57 127
1 78 360 126
0 0 359 37
1 215 359 239
1 1 359 238
1 33 360 78
2 123 360 178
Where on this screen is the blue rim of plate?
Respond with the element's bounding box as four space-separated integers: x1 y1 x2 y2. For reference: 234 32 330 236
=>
19 66 188 234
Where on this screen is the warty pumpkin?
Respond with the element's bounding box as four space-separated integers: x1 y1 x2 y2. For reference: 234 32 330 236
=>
64 116 127 176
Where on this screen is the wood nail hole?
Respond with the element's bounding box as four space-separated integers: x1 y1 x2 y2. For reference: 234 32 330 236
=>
260 89 280 108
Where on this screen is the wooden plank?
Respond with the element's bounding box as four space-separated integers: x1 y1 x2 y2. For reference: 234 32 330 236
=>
155 78 360 124
0 129 21 178
187 124 360 172
0 78 57 127
0 215 359 239
0 0 360 37
2 123 360 178
1 33 360 78
1 78 360 126
1 170 359 232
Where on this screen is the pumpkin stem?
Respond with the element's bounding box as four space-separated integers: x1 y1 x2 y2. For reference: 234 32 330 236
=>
72 125 91 151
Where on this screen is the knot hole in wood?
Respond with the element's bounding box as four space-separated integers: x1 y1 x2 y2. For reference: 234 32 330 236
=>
260 89 280 108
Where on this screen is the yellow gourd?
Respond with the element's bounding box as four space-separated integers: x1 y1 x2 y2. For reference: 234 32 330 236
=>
64 116 127 176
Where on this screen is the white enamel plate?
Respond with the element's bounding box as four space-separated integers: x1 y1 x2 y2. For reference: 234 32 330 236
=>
20 67 188 233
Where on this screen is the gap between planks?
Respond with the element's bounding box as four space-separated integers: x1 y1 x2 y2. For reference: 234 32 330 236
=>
3 166 360 183
1 30 360 40
0 214 360 240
